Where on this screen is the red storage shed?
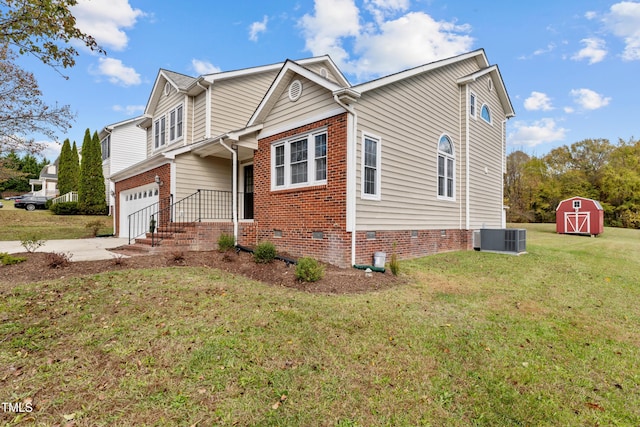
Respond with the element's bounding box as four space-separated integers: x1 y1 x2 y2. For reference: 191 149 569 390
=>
556 197 604 236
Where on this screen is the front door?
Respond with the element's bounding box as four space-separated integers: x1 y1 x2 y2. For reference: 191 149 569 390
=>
243 165 254 220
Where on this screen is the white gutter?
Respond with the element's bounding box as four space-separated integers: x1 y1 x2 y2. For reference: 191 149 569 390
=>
333 94 358 266
218 137 238 244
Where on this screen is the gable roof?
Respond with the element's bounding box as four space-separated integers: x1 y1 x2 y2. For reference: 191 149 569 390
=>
352 48 514 118
99 115 146 140
248 59 347 126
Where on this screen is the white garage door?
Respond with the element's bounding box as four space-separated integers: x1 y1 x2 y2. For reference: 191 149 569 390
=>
119 184 159 238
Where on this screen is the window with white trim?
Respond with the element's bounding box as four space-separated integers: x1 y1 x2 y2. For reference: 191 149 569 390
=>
271 129 328 190
154 116 166 149
437 135 455 199
362 134 381 200
470 92 477 118
101 134 110 160
169 104 183 142
154 104 183 149
481 104 491 123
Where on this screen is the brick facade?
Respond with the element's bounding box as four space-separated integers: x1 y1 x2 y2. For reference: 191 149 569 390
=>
114 163 171 236
253 113 352 266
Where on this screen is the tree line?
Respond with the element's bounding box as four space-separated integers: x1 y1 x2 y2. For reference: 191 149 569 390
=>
505 137 640 228
1 128 106 215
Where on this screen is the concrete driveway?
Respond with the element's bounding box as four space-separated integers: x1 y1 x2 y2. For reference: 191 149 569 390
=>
0 237 130 261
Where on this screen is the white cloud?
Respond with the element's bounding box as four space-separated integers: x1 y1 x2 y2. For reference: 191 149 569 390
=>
113 104 145 116
299 0 473 80
299 0 361 71
571 38 607 64
37 140 63 161
564 106 575 113
524 91 553 111
249 16 269 41
570 88 611 110
585 11 597 20
72 0 144 51
191 59 222 75
508 118 567 147
93 57 141 86
604 1 640 60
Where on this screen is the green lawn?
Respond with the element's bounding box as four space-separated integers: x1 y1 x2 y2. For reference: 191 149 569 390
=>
1 224 639 426
0 200 113 240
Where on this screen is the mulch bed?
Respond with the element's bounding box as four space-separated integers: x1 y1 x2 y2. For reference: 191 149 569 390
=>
0 249 404 294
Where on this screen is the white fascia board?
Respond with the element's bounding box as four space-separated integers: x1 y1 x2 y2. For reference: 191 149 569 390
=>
457 65 515 118
110 154 171 182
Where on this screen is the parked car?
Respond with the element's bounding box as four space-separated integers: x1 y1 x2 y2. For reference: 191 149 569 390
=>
14 195 49 211
0 200 3 208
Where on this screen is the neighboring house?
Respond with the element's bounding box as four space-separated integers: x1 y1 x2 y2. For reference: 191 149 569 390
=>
111 49 514 267
99 116 147 216
29 163 58 197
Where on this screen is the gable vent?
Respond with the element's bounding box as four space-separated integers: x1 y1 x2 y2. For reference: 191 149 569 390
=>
288 80 302 102
319 67 328 78
164 82 172 96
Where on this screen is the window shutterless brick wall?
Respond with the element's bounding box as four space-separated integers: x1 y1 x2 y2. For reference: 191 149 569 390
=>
253 113 351 266
114 164 171 236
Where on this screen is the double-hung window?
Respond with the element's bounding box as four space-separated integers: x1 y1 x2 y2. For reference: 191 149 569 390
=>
361 134 381 200
437 135 455 199
271 130 328 190
169 104 183 143
154 117 166 149
101 135 110 160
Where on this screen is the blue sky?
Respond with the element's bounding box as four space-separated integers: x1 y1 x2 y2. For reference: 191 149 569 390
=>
17 0 640 161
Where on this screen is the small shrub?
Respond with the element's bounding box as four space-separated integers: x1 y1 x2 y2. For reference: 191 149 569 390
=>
389 242 400 276
217 233 235 252
47 252 71 268
50 201 79 215
0 252 26 266
20 235 45 253
111 254 127 266
253 241 276 264
86 219 105 237
295 257 325 282
169 251 185 265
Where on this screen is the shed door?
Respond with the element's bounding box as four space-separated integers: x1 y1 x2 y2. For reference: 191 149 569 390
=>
564 211 590 234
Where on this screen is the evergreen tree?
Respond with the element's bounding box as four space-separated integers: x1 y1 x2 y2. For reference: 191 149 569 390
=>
57 138 73 195
78 129 106 214
70 141 80 192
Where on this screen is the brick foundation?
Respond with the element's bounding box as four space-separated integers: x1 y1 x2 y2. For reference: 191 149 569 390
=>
354 229 472 266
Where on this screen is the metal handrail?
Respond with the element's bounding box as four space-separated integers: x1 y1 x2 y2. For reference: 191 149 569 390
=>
127 190 249 246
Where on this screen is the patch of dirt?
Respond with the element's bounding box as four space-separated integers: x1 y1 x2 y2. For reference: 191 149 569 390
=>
0 249 404 294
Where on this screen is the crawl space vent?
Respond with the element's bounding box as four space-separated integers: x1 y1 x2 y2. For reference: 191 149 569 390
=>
288 80 302 101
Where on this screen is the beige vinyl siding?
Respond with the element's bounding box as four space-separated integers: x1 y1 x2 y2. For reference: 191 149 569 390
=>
261 76 338 136
210 71 278 136
355 58 480 231
303 63 341 85
147 81 187 155
192 91 207 142
174 154 232 202
467 75 507 228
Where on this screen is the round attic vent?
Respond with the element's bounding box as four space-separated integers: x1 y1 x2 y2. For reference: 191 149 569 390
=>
487 78 493 92
288 80 302 102
319 67 328 78
164 82 172 96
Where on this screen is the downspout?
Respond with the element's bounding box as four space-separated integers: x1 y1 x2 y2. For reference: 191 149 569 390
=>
501 119 508 228
333 94 358 266
219 137 238 244
465 85 470 230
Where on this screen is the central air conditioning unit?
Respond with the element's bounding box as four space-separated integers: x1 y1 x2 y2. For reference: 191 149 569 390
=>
474 228 526 254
